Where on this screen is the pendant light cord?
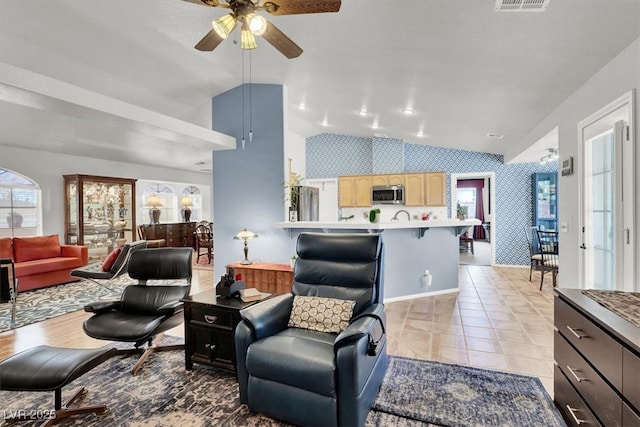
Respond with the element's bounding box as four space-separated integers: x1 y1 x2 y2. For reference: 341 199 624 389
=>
249 51 253 142
241 50 246 149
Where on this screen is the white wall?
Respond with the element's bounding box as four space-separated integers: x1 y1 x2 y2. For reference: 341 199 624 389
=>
507 37 640 288
0 145 213 238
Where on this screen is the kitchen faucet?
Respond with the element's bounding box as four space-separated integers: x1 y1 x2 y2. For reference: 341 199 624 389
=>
391 210 410 221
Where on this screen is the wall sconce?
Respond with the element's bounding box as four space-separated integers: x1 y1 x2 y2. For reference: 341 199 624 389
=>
180 196 194 222
145 194 163 224
234 228 258 265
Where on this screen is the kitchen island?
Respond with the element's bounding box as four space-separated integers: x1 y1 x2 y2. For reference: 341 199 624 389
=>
275 219 480 300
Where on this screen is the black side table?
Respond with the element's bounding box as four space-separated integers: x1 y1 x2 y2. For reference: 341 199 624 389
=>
1 259 18 329
182 289 260 372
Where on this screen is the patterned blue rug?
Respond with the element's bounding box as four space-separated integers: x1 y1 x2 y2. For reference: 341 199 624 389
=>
0 339 564 426
0 276 135 332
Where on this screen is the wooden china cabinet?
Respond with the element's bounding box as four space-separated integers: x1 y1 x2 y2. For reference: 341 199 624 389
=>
64 174 137 262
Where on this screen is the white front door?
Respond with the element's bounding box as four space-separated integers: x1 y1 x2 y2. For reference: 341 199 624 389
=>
579 91 635 290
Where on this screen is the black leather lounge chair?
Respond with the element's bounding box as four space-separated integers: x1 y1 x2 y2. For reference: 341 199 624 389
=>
71 240 147 291
83 247 192 375
235 232 388 427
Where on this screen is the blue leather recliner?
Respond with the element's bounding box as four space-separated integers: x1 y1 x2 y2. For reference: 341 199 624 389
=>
235 232 388 426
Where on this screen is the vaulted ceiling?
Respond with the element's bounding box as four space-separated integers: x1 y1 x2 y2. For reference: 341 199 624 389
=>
1 0 639 171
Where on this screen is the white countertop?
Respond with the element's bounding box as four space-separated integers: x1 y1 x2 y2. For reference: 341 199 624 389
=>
275 218 481 230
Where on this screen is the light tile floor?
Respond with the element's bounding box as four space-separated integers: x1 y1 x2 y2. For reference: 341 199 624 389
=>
386 265 555 395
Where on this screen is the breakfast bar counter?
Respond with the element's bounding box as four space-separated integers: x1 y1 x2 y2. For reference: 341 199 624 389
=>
275 219 480 300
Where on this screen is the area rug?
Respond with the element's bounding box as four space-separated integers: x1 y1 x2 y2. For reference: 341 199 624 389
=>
0 276 134 333
1 337 565 427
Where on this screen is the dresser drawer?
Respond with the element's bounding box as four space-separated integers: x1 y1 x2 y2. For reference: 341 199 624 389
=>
555 296 623 391
624 402 640 427
555 331 622 426
190 305 234 330
554 364 602 426
624 348 640 411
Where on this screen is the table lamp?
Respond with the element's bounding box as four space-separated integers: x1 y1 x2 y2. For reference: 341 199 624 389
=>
180 196 193 222
234 228 258 265
146 194 163 224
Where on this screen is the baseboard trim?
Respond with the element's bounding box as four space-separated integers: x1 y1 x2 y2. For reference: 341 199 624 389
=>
384 287 459 303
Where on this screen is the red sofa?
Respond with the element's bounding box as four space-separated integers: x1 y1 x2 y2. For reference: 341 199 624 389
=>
0 235 88 292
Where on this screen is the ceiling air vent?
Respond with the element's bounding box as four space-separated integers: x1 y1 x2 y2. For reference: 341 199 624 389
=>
495 0 550 12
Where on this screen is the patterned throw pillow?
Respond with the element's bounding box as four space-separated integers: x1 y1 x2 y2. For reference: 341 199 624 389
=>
288 295 356 334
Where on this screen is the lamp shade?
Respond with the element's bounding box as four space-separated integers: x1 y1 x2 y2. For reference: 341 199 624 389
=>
212 13 236 39
234 228 258 240
146 195 163 208
180 196 193 207
247 13 267 36
240 28 257 50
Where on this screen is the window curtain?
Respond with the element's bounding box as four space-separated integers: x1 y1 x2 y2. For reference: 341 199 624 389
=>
457 179 485 240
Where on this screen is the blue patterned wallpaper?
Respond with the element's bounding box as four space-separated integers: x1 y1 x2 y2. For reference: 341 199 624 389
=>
372 137 404 173
306 133 372 177
306 133 558 266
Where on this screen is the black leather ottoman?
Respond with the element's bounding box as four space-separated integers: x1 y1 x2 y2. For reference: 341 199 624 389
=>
0 345 117 426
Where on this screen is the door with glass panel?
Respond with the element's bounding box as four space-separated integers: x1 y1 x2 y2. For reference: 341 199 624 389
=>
580 92 634 291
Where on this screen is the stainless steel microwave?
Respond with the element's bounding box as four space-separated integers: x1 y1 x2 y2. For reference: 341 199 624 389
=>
371 185 404 205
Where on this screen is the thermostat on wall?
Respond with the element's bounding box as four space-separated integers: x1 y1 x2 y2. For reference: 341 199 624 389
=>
561 156 573 176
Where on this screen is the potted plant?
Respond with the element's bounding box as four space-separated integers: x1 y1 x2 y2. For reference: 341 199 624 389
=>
6 212 23 228
456 203 468 220
369 208 381 223
289 255 297 267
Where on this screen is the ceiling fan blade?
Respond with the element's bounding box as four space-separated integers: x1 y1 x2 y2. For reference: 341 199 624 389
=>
182 0 221 7
195 29 225 51
263 0 341 16
262 21 303 58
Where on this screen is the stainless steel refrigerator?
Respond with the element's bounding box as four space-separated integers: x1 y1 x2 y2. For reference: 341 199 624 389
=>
295 186 319 221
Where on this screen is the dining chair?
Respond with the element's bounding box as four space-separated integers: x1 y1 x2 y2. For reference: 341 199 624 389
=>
194 223 213 264
535 229 559 290
525 226 543 282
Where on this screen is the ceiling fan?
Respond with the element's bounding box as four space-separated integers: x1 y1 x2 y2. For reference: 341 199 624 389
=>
183 0 342 58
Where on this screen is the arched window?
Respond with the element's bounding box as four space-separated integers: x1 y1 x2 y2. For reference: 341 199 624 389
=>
142 184 175 224
0 169 42 237
181 186 202 222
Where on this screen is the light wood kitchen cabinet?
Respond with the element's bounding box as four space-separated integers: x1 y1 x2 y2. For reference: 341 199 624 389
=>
354 176 372 206
371 175 387 187
338 176 372 207
388 175 405 186
404 173 425 206
405 172 446 207
424 172 446 206
339 172 445 207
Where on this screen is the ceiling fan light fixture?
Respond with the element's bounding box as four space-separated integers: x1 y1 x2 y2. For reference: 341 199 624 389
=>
247 13 268 36
212 13 236 39
240 27 258 50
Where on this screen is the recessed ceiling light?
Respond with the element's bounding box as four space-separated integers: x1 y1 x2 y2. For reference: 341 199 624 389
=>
487 133 504 139
416 131 427 138
358 108 368 116
321 118 329 127
371 120 379 130
298 102 306 110
402 108 415 115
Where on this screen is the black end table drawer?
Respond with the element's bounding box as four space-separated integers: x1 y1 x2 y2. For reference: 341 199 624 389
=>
555 295 623 390
554 364 602 427
191 306 234 329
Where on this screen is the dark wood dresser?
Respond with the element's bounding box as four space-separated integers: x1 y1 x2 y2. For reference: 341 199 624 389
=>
554 288 640 426
141 222 195 248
